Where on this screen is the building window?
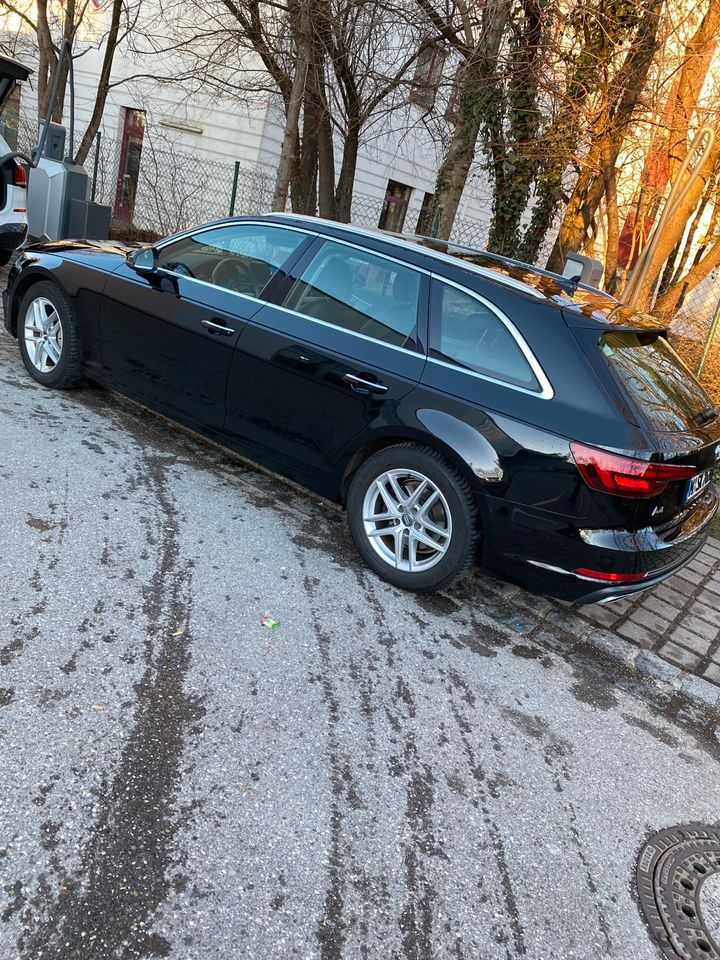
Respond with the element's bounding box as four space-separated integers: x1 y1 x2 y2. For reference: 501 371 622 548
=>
378 180 413 233
445 69 463 125
114 107 146 222
410 42 446 110
415 192 436 236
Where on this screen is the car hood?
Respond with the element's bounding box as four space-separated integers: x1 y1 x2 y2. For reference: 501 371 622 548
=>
27 238 134 256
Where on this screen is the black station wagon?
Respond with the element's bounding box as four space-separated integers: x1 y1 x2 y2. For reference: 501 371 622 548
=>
4 214 719 602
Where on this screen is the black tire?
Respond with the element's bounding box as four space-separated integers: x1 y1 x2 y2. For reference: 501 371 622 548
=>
17 281 83 389
347 443 479 592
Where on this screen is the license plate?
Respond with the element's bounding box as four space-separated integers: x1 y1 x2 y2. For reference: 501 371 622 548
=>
684 467 713 503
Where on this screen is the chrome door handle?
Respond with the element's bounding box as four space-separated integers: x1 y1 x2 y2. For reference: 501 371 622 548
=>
343 373 389 393
201 319 235 336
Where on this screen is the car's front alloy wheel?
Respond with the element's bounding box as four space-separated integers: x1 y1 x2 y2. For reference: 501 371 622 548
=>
23 297 63 374
17 281 82 388
347 443 479 592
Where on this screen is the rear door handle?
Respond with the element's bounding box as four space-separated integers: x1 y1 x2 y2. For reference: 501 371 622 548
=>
343 373 389 394
201 319 235 336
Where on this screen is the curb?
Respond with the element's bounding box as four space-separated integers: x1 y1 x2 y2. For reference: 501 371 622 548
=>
584 628 720 711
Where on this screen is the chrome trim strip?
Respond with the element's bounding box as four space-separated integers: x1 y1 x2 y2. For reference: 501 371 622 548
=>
155 267 267 308
266 212 546 299
253 301 423 358
526 560 580 578
154 219 316 252
428 275 554 399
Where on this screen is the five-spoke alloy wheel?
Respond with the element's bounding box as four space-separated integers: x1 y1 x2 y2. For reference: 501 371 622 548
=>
348 444 479 592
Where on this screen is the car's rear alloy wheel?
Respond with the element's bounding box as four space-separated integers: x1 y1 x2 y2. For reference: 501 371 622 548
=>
347 444 479 592
17 282 82 388
362 468 452 573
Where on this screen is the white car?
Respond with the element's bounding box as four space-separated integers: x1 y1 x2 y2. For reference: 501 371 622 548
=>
0 55 31 266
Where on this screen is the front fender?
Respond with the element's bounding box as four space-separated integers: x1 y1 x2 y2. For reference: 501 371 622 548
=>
4 254 67 335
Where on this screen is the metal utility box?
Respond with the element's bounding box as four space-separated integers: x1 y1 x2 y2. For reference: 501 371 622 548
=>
27 131 91 241
561 252 604 287
37 121 66 161
67 198 111 240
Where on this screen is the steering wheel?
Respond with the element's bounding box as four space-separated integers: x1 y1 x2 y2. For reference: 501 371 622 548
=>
167 261 194 277
210 258 254 294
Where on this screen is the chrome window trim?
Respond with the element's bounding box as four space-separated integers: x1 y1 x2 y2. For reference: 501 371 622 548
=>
428 274 554 400
266 212 545 299
154 219 316 252
154 268 267 309
152 220 316 307
253 301 424 359
271 235 427 354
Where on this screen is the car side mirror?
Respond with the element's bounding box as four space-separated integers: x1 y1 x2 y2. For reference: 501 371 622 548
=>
127 246 158 274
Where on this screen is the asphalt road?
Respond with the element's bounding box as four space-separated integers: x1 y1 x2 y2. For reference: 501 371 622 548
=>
1 330 719 960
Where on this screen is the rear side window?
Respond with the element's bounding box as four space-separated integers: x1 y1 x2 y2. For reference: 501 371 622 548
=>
429 281 540 391
283 240 420 348
600 332 714 432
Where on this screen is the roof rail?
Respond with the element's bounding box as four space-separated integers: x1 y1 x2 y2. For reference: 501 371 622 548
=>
392 232 582 296
266 212 546 299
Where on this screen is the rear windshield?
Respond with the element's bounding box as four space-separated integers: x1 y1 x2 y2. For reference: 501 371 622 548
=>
600 331 714 432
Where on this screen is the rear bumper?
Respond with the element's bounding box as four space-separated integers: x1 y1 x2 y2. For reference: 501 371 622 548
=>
481 486 718 604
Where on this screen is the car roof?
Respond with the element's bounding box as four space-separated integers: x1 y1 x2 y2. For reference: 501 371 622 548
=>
262 213 665 330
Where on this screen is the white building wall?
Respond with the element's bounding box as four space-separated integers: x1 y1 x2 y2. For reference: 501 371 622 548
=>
3 1 503 247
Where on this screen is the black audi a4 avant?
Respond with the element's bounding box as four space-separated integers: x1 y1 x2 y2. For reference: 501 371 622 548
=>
4 214 719 602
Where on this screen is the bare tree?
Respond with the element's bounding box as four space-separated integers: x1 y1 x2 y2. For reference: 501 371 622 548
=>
545 0 665 273
0 0 140 163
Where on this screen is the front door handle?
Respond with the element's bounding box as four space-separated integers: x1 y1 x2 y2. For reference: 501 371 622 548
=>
343 373 389 394
201 319 235 336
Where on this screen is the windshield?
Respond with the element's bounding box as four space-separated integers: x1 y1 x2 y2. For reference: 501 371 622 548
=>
600 331 715 433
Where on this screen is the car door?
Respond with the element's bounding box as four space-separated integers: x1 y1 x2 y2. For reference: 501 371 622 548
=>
223 237 429 477
100 221 311 430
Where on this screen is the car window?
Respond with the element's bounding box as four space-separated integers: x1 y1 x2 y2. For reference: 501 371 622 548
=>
599 331 714 432
283 240 421 348
430 281 540 391
156 223 306 298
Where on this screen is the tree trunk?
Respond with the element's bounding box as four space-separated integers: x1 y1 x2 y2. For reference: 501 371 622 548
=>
486 0 543 255
317 109 337 219
335 117 360 222
74 0 123 165
271 0 310 212
36 0 56 121
421 0 511 240
603 151 619 293
51 0 76 123
630 136 720 310
546 160 605 271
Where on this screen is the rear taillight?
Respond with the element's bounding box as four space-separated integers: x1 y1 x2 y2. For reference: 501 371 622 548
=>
12 161 27 188
573 568 648 583
570 441 697 498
